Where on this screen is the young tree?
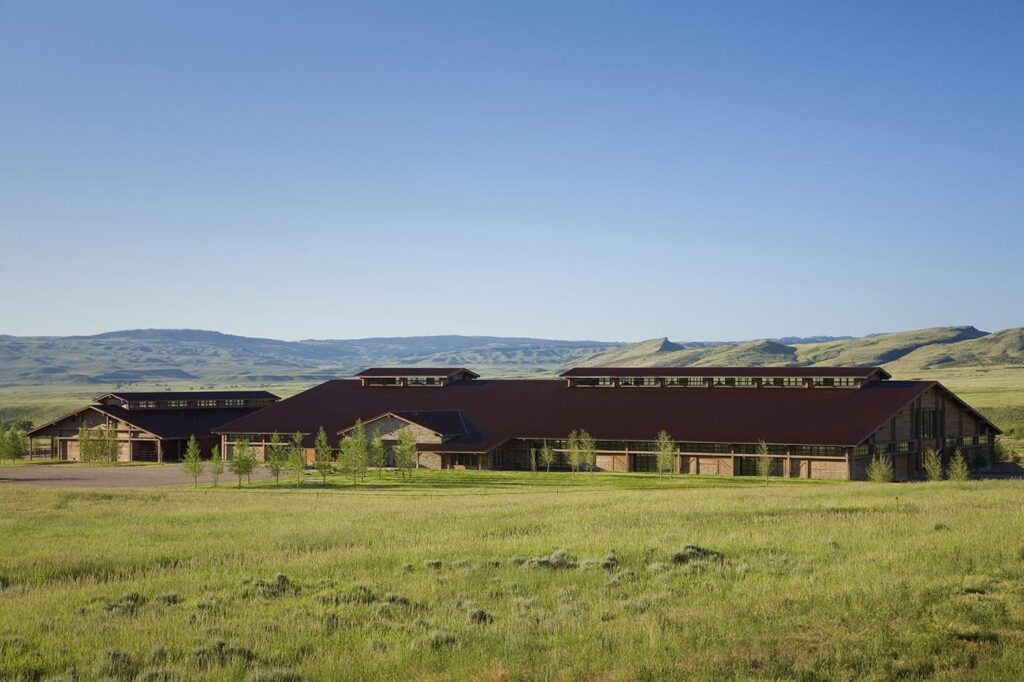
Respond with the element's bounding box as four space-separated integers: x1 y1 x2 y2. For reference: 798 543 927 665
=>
538 440 555 473
229 439 256 488
288 431 306 488
104 424 119 463
866 454 894 483
655 430 676 479
78 424 91 463
368 429 386 477
209 445 224 487
394 428 417 480
566 430 582 473
0 427 22 463
182 434 204 487
530 447 538 473
754 440 773 486
923 448 943 481
948 448 970 482
339 420 367 485
264 432 287 486
313 426 334 485
577 429 596 473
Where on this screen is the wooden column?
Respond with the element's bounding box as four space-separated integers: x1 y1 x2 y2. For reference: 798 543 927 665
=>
157 440 163 464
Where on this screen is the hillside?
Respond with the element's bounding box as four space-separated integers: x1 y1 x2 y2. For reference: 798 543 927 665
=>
1 325 1022 389
579 326 1024 372
0 330 618 386
886 328 1024 371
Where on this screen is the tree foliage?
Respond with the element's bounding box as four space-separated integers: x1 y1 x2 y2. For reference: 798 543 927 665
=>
578 429 596 473
229 439 257 487
289 432 305 488
394 428 417 480
538 440 555 473
264 433 287 486
656 430 676 478
182 434 204 487
923 448 943 481
0 427 25 462
368 429 386 477
209 445 224 486
339 419 368 485
866 454 894 483
754 440 773 485
313 426 334 484
948 448 970 482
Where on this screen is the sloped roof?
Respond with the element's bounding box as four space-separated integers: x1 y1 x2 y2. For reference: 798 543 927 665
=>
26 404 260 440
97 390 279 402
393 410 467 437
560 366 890 379
356 367 479 379
215 378 965 451
90 405 259 439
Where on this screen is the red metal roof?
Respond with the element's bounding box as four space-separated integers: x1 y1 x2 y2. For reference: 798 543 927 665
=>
215 378 945 451
356 367 480 379
96 390 279 402
559 367 890 379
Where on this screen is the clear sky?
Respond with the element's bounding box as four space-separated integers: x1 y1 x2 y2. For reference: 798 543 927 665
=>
2 1 1021 342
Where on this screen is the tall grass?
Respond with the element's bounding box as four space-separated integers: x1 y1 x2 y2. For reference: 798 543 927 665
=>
2 474 1024 679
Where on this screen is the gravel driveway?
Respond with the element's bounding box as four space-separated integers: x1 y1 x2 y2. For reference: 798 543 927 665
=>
0 463 272 488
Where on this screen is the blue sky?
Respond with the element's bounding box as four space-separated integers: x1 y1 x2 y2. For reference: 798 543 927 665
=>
2 1 1021 342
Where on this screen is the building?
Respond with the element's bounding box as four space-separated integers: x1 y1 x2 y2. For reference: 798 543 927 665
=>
27 391 279 462
214 367 999 481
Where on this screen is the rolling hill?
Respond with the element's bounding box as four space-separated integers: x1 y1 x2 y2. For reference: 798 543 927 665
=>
0 325 1021 389
0 330 619 386
578 326 1024 373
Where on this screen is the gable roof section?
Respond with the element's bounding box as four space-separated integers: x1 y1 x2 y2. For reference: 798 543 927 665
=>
90 405 260 439
356 367 480 379
342 410 468 438
96 390 279 402
26 405 160 439
560 366 891 379
215 378 946 451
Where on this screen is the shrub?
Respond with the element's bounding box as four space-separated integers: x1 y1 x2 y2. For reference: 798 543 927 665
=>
669 545 724 565
105 592 147 615
193 639 256 668
866 455 894 483
423 560 443 570
600 550 618 572
948 449 970 482
93 648 136 680
923 449 943 481
468 607 493 624
412 630 457 651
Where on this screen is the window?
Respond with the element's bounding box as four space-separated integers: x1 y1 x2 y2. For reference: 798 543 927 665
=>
620 377 657 387
813 377 836 388
922 409 938 438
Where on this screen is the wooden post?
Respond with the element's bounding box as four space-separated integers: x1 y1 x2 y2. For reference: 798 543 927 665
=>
157 440 163 464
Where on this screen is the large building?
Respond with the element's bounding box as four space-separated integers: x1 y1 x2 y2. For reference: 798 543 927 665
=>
27 391 279 462
215 367 999 481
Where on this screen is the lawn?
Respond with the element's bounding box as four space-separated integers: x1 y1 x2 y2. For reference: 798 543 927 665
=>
2 471 1024 680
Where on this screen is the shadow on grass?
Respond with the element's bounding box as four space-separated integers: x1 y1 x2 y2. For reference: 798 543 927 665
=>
195 469 835 495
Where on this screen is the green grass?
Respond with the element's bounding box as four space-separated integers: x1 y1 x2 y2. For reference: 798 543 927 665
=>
3 472 1024 680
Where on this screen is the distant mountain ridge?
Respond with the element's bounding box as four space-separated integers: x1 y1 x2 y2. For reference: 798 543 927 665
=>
0 330 620 386
0 325 1020 387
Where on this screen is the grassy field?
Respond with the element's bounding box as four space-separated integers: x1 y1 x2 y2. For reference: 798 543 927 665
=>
3 471 1024 680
